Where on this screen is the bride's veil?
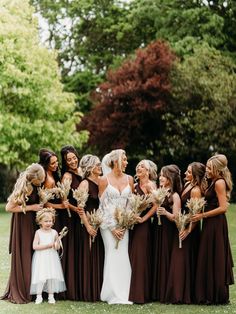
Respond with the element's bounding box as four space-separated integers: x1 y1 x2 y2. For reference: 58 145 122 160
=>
101 153 111 176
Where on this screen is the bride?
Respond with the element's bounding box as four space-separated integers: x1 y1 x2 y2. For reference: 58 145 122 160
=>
99 149 134 304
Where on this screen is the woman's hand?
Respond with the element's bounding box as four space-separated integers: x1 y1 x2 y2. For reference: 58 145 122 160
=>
136 216 144 224
62 200 70 209
31 203 44 212
179 229 190 241
86 225 97 237
191 213 203 222
156 207 167 216
76 207 84 217
111 228 125 240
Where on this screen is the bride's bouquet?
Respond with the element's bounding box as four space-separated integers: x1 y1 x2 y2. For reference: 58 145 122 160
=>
114 206 136 249
174 211 190 248
186 197 206 232
151 187 169 225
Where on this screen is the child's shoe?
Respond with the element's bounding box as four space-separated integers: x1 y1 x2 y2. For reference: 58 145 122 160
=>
48 295 56 304
35 295 43 304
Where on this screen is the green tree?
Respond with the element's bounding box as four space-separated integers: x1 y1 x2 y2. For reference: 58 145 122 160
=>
0 0 88 168
163 44 236 164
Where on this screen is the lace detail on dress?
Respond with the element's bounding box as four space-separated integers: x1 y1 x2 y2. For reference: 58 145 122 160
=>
99 180 131 230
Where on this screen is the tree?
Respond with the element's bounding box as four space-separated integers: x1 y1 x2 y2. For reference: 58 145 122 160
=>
163 44 236 164
0 0 88 168
78 40 175 160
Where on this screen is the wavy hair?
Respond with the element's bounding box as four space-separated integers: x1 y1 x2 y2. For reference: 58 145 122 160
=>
135 159 158 182
36 207 56 225
206 154 232 200
79 154 100 178
103 149 126 172
8 163 45 209
160 164 183 195
38 148 60 183
60 145 80 175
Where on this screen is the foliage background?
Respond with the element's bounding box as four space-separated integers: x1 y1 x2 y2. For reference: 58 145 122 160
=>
1 0 236 200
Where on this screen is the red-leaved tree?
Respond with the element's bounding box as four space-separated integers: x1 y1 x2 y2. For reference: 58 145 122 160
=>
78 40 176 158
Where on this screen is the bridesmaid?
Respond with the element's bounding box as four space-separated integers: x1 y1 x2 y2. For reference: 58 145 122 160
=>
152 164 182 302
38 148 68 231
77 154 104 301
60 145 83 300
129 159 157 304
1 163 45 303
192 154 234 304
165 162 205 303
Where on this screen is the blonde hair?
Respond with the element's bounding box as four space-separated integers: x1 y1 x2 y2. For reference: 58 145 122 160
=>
104 149 126 171
8 163 45 209
36 207 56 225
79 154 100 178
207 154 232 200
136 159 158 181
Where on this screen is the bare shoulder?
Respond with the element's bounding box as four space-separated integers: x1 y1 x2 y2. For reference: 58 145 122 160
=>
98 176 108 190
191 186 201 198
173 192 181 202
147 181 156 192
215 179 226 191
127 175 134 184
98 176 108 196
79 179 89 189
62 172 72 182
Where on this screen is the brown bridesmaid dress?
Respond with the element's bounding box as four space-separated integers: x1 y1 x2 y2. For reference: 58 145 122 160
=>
195 179 234 304
1 186 39 303
129 184 152 303
78 178 104 301
152 194 176 302
165 185 200 303
59 171 82 300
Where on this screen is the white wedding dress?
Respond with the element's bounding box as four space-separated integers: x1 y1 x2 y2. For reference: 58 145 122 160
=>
99 176 132 304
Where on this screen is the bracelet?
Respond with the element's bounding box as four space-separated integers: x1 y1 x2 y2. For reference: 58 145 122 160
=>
202 212 207 219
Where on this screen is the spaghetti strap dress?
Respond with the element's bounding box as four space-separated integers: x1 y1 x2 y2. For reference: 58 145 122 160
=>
129 183 152 303
195 179 234 304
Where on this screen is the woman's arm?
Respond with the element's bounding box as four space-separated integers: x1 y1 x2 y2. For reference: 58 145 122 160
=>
157 192 181 222
78 180 97 237
98 176 108 197
137 203 157 223
192 179 228 221
6 200 42 213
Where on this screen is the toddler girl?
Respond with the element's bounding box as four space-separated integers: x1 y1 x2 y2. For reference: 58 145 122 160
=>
30 208 66 304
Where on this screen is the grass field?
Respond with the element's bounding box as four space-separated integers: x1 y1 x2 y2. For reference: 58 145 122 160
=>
0 203 235 314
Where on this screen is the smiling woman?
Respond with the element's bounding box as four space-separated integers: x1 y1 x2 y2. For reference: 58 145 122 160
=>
98 149 134 304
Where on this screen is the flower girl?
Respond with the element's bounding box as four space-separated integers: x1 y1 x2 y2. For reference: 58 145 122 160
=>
30 208 66 304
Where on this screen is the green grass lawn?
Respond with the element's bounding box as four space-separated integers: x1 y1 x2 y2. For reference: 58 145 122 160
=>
0 203 235 314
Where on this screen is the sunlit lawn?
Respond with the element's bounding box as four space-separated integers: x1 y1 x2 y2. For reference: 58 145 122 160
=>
0 203 235 314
